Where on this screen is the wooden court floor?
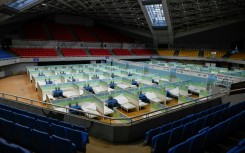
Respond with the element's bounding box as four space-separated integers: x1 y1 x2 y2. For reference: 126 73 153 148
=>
0 74 151 153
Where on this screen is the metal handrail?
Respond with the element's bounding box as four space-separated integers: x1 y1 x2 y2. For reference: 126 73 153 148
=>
0 89 229 125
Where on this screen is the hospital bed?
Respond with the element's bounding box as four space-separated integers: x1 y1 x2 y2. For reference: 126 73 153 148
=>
114 95 136 113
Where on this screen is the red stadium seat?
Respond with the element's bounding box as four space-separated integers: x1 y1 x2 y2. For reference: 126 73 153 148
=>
61 48 87 57
47 23 75 41
112 49 132 56
11 48 58 57
89 49 112 56
131 49 156 56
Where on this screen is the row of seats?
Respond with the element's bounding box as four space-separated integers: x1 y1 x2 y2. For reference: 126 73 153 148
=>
23 22 49 40
229 52 245 60
0 49 14 59
203 50 227 58
61 48 87 57
0 119 84 153
178 50 199 57
157 50 175 56
112 49 132 55
11 48 57 57
70 25 97 42
131 49 156 55
144 103 230 145
168 108 245 153
47 23 75 41
0 103 88 153
150 101 245 153
89 48 112 56
227 138 245 153
0 137 31 153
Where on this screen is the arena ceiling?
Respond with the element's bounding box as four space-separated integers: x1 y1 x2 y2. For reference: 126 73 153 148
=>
0 0 245 35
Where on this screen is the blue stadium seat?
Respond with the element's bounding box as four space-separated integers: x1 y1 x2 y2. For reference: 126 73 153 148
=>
204 113 215 126
221 107 230 120
51 123 68 139
190 113 198 121
151 131 170 153
36 115 49 122
168 140 189 153
0 118 16 142
36 119 51 134
1 141 31 153
228 114 240 134
181 114 193 125
49 118 59 124
67 128 88 152
212 110 223 125
216 120 231 141
203 125 219 148
193 116 206 133
160 123 172 133
32 129 54 153
0 108 13 121
144 127 161 145
169 125 184 147
59 121 73 129
15 123 33 150
187 132 206 153
14 113 36 129
72 124 87 132
238 110 245 129
171 119 183 129
52 135 76 153
182 120 196 140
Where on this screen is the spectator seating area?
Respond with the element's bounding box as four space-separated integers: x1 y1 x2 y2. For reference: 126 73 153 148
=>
144 101 245 153
0 49 14 60
203 50 227 58
0 103 89 153
61 48 87 57
91 27 117 42
89 48 112 56
112 49 132 56
229 52 245 60
157 50 175 56
131 49 156 56
178 50 199 57
23 22 49 40
227 138 245 153
11 48 57 57
70 25 97 42
47 23 75 41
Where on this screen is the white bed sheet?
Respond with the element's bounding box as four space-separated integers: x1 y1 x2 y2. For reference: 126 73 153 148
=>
104 106 114 115
63 91 79 98
93 86 107 94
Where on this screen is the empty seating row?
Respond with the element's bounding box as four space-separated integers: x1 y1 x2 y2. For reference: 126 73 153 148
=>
168 110 245 153
70 25 97 42
203 50 227 58
0 103 88 152
61 48 87 57
11 48 57 57
0 49 15 59
157 50 175 56
227 138 245 153
112 49 132 56
144 103 230 145
150 101 245 153
131 49 156 56
0 119 81 153
23 22 49 40
229 52 245 60
178 50 199 57
91 27 116 42
0 137 31 153
47 23 75 41
89 48 112 56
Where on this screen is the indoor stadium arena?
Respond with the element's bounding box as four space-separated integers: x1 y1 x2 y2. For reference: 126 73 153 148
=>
0 0 245 153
